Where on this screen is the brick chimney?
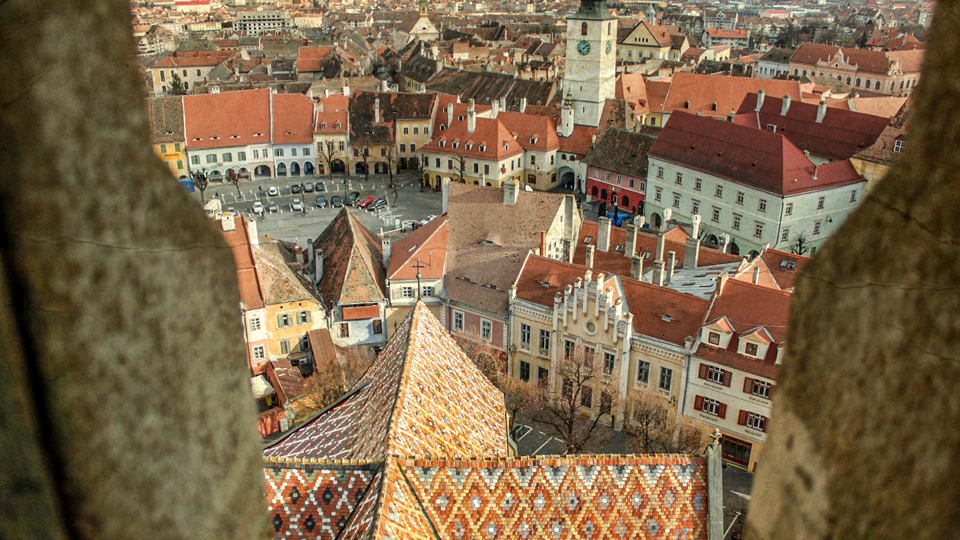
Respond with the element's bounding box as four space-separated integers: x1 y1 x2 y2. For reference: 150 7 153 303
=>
597 216 612 252
631 255 643 280
503 179 519 205
467 98 476 133
343 84 350 96
684 214 701 269
585 245 595 268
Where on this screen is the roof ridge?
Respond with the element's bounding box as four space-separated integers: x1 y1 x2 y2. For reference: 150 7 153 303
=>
262 457 382 466
392 458 444 540
382 303 423 458
393 453 708 464
346 212 387 299
334 462 388 540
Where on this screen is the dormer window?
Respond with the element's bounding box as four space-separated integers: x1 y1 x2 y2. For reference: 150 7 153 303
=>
320 123 327 130
439 139 445 147
684 100 690 108
708 331 720 345
334 123 341 130
466 143 473 150
452 141 459 148
440 124 446 130
503 143 509 150
458 115 465 121
530 136 538 144
478 144 486 152
745 342 759 357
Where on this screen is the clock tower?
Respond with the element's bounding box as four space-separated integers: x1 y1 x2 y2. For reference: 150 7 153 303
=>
565 0 617 127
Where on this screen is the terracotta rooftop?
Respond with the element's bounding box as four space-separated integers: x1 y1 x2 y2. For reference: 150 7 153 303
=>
183 88 271 150
734 92 889 161
790 43 905 75
222 216 264 310
271 93 314 145
658 72 803 119
263 302 508 461
312 208 386 306
152 49 233 68
253 237 320 306
147 96 185 143
387 215 448 280
650 111 865 196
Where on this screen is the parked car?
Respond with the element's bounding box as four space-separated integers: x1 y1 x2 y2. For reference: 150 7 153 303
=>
315 195 327 208
367 198 387 211
290 184 301 194
357 196 377 209
268 201 279 213
419 215 437 226
291 198 303 212
252 201 264 215
346 191 361 206
331 196 343 208
267 186 279 197
315 182 325 192
303 183 314 193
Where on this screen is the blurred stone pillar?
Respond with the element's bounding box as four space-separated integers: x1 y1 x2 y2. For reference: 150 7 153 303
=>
0 2 267 540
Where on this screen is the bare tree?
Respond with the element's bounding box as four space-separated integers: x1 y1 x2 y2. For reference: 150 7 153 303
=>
359 144 371 181
410 153 428 192
450 152 467 184
385 145 398 187
626 389 712 454
789 232 810 256
532 345 620 454
316 140 339 180
190 169 209 202
225 168 241 197
285 346 374 426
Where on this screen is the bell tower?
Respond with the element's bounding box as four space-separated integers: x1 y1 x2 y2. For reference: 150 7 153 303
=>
565 0 617 128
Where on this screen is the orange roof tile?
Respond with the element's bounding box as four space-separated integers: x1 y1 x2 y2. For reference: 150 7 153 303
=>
660 72 803 118
387 215 448 280
342 305 380 320
183 89 271 150
271 93 314 145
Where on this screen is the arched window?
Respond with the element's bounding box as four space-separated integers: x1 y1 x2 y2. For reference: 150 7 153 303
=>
592 186 599 197
607 22 612 35
802 70 807 77
794 69 799 76
622 195 630 208
856 78 862 87
875 80 881 90
846 76 852 85
581 22 588 36
865 79 871 88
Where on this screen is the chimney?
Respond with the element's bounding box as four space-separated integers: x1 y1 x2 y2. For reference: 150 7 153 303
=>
661 208 672 231
631 255 644 280
375 97 381 123
294 244 305 264
813 163 819 179
585 245 596 268
539 230 546 256
636 215 646 228
246 217 259 246
342 84 350 96
492 98 500 119
376 237 390 268
655 208 671 262
761 242 770 254
625 224 638 258
503 179 519 205
597 216 612 252
467 99 476 133
307 237 315 267
753 266 760 284
653 259 665 286
755 89 765 111
780 94 791 116
442 177 451 214
500 96 506 111
816 96 827 123
315 248 324 283
684 214 701 269
520 96 528 113
446 103 454 127
717 271 729 296
667 251 676 284
719 233 730 253
380 79 389 92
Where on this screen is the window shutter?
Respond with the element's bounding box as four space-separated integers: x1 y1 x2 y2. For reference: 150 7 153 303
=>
718 403 727 419
698 364 708 380
304 311 311 323
722 371 732 387
738 410 748 426
694 395 704 411
743 377 754 393
277 314 284 328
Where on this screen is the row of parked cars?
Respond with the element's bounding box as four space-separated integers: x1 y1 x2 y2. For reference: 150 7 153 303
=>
266 182 327 198
252 189 387 215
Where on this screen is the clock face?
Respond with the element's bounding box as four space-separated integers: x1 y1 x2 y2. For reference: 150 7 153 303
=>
605 41 612 54
577 40 591 55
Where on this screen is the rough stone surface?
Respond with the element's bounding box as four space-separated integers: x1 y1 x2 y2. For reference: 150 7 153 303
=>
746 4 960 539
0 1 268 540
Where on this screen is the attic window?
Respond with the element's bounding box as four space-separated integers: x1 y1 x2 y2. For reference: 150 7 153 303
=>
457 276 474 283
439 139 445 147
711 102 718 111
483 283 502 291
481 240 500 246
210 136 220 140
530 136 538 144
230 135 240 138
780 260 797 271
458 115 465 121
407 244 418 253
452 141 459 148
192 137 202 141
614 244 625 253
583 236 594 244
661 314 673 322
479 144 486 152
466 143 473 150
440 124 446 130
538 280 555 288
254 132 263 136
285 131 293 135
320 123 327 130
503 143 509 150
334 123 341 130
684 100 690 108
643 252 652 260
765 124 776 132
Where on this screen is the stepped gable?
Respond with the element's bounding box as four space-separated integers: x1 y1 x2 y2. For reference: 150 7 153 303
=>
264 459 380 540
651 111 864 196
399 455 710 539
264 303 507 461
311 208 386 306
735 92 889 161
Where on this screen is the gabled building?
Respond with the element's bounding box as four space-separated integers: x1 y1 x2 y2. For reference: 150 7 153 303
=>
701 28 750 49
685 277 790 472
384 215 448 338
617 20 674 62
310 208 388 348
312 93 350 176
146 96 188 180
788 43 923 97
583 127 657 214
264 302 724 540
645 111 866 256
149 50 234 95
851 98 912 189
756 47 794 79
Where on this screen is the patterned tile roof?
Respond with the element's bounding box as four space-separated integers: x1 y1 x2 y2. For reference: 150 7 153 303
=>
264 302 508 461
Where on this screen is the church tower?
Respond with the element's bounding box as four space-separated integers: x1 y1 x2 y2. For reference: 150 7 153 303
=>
565 0 617 127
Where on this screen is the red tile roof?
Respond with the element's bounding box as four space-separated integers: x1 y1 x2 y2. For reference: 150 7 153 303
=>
734 92 889 161
650 111 865 196
342 305 381 320
183 89 271 150
152 50 232 68
754 248 809 290
271 93 314 145
421 115 525 161
312 209 386 306
790 43 893 74
659 72 803 118
497 111 561 152
558 124 598 156
387 215 448 280
295 46 333 73
221 216 264 310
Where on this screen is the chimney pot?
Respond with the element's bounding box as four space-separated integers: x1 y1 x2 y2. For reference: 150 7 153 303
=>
755 89 765 112
667 251 676 284
625 224 638 258
631 255 644 280
597 217 612 252
781 94 792 116
585 245 596 268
